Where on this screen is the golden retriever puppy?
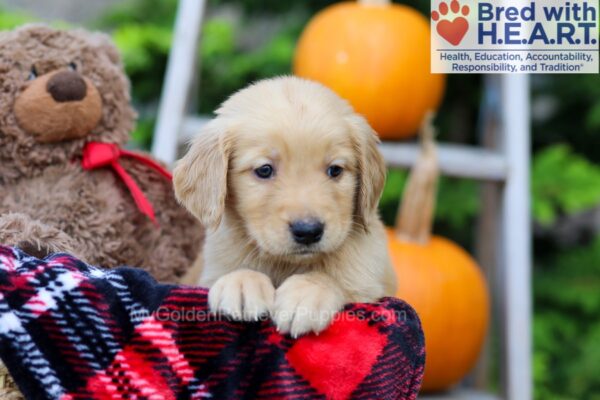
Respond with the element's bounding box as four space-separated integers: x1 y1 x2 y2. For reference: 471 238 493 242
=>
174 76 396 337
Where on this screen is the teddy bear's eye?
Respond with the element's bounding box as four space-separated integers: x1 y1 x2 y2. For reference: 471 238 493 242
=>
68 62 77 71
27 66 37 81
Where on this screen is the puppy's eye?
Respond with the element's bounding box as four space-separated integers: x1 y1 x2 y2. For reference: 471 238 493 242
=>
254 164 274 179
27 66 38 81
68 62 77 71
327 165 343 178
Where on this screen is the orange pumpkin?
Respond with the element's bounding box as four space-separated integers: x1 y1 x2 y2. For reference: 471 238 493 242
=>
389 114 490 391
293 0 446 140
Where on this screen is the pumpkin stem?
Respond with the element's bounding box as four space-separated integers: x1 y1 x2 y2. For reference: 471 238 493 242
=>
359 0 391 6
395 111 439 244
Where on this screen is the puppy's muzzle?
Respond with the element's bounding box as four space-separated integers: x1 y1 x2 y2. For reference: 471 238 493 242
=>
289 219 324 246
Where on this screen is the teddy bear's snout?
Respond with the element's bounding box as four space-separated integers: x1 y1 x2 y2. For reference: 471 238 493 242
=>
14 69 103 143
47 70 87 102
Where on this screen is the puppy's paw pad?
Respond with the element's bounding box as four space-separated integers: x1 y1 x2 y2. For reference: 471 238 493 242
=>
273 275 344 338
208 269 275 321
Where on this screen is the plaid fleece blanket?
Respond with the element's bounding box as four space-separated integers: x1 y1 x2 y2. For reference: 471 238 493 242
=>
0 245 425 400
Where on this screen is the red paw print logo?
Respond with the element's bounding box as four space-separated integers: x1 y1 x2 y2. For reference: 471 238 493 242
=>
431 0 470 46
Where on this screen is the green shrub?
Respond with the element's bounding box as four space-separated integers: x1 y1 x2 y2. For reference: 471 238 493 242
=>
534 237 600 399
532 144 600 226
0 7 31 30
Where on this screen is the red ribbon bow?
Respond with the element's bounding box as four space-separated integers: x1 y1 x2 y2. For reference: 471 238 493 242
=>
81 142 172 224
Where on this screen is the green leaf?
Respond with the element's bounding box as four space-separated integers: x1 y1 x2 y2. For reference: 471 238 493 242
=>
586 101 600 130
534 235 600 398
378 169 479 232
112 24 172 73
0 8 34 30
201 19 236 58
532 145 600 225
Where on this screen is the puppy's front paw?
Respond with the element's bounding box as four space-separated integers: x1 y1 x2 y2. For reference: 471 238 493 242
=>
208 269 275 321
273 274 345 338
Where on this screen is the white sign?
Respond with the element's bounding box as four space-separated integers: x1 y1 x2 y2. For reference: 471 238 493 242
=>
431 0 599 73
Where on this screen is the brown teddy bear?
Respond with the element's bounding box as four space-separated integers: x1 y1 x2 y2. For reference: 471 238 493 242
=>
0 25 203 283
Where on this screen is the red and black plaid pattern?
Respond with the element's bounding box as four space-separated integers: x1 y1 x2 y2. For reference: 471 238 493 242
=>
0 245 425 400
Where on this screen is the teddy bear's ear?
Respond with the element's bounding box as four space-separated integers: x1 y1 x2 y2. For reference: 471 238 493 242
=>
0 29 19 114
0 29 12 43
0 57 15 98
76 29 123 66
94 34 122 65
0 27 19 58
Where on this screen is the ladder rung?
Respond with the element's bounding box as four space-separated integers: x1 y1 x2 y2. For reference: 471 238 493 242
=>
180 116 507 182
379 142 507 182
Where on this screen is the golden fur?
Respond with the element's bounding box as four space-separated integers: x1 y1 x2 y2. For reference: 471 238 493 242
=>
174 77 396 337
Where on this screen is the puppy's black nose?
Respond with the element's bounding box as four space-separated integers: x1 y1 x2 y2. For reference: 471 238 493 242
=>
46 70 87 102
289 219 324 246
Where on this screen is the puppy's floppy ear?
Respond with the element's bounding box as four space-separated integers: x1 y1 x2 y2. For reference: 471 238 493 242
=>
173 119 231 229
348 115 387 230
